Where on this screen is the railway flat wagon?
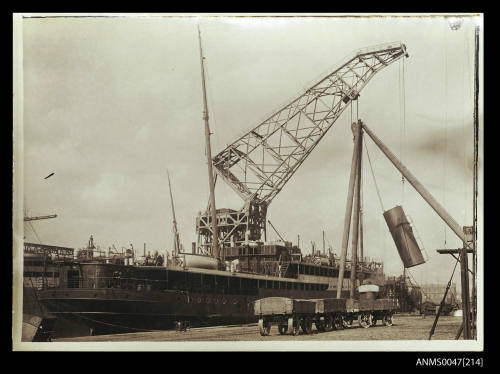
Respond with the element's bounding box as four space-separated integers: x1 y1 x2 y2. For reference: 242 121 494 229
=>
254 297 347 336
311 298 346 332
254 297 316 336
255 296 398 335
345 298 398 328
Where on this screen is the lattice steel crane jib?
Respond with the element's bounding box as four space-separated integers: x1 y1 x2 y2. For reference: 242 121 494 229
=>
196 42 409 252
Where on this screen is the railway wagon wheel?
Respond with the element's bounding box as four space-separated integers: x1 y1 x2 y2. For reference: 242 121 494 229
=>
301 317 313 334
343 315 354 328
315 321 325 332
258 318 271 336
316 318 326 332
278 324 287 335
383 313 394 326
324 315 334 332
334 314 344 330
288 317 299 336
358 312 372 328
371 314 378 327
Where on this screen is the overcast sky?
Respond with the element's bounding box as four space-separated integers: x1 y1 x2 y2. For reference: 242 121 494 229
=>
19 14 482 287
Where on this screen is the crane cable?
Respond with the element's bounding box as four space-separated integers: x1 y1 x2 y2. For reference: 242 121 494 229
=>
406 266 432 301
27 221 42 244
364 140 385 213
463 28 471 227
24 204 42 244
443 24 449 249
402 58 406 203
398 58 407 205
363 134 387 265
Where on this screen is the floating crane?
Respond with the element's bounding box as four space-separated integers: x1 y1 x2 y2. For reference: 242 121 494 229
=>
196 42 409 252
193 38 475 340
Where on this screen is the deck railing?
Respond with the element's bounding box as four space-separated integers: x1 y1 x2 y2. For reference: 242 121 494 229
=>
53 276 168 291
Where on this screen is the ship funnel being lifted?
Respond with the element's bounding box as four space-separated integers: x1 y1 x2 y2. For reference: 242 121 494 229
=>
383 205 425 268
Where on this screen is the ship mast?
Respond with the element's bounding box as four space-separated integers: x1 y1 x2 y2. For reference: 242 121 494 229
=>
167 170 181 256
198 25 219 260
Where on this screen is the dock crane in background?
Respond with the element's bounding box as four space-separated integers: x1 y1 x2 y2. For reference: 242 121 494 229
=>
196 42 409 253
24 214 57 222
23 213 57 242
24 172 57 230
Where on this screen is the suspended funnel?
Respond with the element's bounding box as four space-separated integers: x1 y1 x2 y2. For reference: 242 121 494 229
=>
383 205 425 268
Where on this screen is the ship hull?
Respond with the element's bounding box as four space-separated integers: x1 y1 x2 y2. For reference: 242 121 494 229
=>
37 255 379 336
39 286 343 335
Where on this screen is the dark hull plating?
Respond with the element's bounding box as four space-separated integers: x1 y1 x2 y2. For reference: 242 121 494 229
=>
38 257 374 335
39 284 346 335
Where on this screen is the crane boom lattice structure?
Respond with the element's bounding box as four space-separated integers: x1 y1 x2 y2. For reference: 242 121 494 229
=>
196 42 409 252
24 214 57 222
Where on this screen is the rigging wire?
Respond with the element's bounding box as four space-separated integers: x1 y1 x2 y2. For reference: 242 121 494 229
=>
402 57 406 203
363 135 391 270
204 50 222 199
27 220 41 244
398 58 407 205
406 267 431 301
461 32 466 226
443 24 449 249
463 27 472 226
364 140 385 213
398 59 402 202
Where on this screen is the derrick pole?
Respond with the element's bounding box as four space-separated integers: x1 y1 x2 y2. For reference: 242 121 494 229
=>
337 120 362 299
350 121 363 298
362 123 466 243
198 26 219 260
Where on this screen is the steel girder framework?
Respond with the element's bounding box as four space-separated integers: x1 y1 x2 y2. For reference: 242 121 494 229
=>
197 42 408 252
213 42 408 206
197 200 267 252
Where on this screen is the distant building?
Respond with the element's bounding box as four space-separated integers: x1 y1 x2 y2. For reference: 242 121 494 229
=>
421 283 458 305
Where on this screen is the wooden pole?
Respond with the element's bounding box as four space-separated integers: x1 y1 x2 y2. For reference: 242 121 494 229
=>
429 259 458 340
337 121 362 299
359 134 364 263
460 245 472 339
428 283 451 340
455 321 464 340
350 122 363 298
471 24 479 339
362 123 466 244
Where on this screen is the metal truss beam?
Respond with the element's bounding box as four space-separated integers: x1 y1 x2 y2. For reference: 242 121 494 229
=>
212 42 408 207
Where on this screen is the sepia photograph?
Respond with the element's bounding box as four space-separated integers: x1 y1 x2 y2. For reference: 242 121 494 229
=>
12 13 483 352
